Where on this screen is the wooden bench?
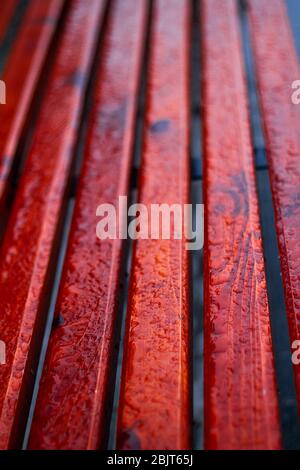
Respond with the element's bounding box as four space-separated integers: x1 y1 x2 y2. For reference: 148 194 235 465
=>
0 0 299 450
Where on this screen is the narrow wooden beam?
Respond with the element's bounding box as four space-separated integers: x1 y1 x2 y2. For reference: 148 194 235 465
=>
202 0 281 450
29 0 148 450
0 0 65 212
248 0 300 415
0 0 106 449
117 0 192 451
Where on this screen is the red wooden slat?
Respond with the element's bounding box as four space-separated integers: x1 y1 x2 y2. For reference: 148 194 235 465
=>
0 0 106 449
117 0 191 451
202 0 281 450
28 0 148 450
0 0 65 212
0 0 17 43
248 0 300 412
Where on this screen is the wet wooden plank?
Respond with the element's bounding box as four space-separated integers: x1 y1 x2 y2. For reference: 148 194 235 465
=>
249 0 300 414
0 0 65 212
0 0 106 449
29 0 148 450
202 0 281 450
117 0 192 451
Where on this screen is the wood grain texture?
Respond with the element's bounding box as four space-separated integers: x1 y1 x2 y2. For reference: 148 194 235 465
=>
117 0 192 451
0 0 106 449
29 0 148 450
202 0 281 450
249 0 300 414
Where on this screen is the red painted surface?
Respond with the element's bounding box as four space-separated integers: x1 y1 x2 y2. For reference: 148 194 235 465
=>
0 0 65 213
202 0 281 450
117 0 191 451
29 0 148 450
0 0 106 449
249 0 300 412
0 0 17 43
